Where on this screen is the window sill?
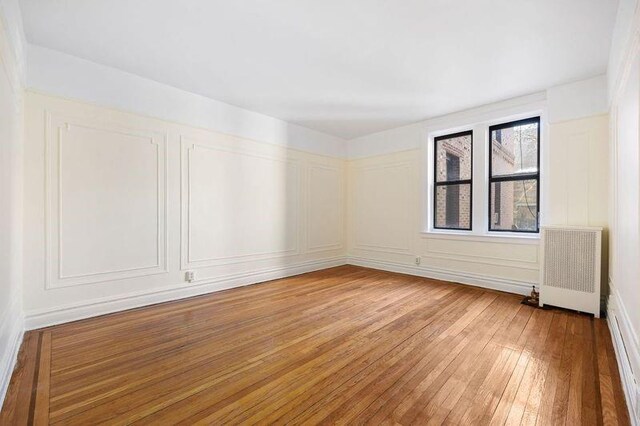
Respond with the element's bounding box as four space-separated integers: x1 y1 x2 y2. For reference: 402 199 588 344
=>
421 230 540 244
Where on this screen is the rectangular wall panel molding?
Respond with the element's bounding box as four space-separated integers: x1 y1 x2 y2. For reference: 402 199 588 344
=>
45 111 168 288
352 161 414 254
307 162 345 253
24 92 347 325
179 135 301 270
421 237 539 270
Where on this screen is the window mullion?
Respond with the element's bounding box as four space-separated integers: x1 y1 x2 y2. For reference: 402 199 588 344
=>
435 179 472 186
489 173 539 183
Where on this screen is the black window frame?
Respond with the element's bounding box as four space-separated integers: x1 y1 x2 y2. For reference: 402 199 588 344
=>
488 116 540 233
433 130 473 231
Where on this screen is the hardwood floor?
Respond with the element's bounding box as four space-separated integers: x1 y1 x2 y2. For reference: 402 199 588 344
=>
0 265 630 425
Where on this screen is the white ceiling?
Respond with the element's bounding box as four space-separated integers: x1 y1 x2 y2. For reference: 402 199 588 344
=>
19 0 618 139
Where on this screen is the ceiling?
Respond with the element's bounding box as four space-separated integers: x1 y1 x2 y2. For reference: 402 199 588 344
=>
19 0 618 140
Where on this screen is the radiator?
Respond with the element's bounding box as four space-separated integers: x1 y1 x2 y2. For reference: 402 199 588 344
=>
539 226 602 317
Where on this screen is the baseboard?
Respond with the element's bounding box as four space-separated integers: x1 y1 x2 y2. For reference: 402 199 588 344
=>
23 255 531 331
347 256 532 295
24 256 347 330
0 301 24 411
607 283 640 425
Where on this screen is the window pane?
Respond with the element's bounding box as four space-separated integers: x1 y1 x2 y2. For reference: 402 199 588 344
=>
490 180 538 231
491 121 538 177
435 184 471 229
436 133 472 182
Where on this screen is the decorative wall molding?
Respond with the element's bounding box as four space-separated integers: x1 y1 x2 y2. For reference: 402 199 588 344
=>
421 237 539 270
25 256 347 330
44 111 169 288
347 256 532 296
180 135 301 270
306 162 344 253
24 94 348 339
608 282 640 425
0 298 24 409
352 245 413 255
352 161 413 254
418 232 540 245
419 252 540 271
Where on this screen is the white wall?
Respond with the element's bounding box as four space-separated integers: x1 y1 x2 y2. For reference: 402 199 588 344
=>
607 0 640 421
0 0 24 407
347 83 609 297
347 148 541 295
26 45 347 158
609 0 640 105
22 92 346 328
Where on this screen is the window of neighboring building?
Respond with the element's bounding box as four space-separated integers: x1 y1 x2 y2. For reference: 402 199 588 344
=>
434 130 472 230
488 117 540 233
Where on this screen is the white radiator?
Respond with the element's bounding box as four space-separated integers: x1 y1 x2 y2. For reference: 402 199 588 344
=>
539 226 602 317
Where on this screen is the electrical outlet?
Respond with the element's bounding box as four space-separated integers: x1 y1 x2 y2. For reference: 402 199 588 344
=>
415 256 421 266
185 271 195 283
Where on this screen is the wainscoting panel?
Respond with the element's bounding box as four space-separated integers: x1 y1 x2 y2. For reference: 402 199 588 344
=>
307 163 344 252
420 236 539 268
547 115 608 227
45 112 168 288
352 161 414 255
180 135 300 270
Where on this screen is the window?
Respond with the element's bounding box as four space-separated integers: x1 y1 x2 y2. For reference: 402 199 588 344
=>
488 117 540 233
434 131 472 230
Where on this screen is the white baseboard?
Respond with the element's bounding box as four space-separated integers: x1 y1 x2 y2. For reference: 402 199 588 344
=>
24 255 532 331
0 301 24 411
607 283 640 426
347 256 532 295
25 256 347 330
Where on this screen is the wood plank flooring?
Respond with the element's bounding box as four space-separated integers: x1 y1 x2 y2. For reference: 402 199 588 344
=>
0 265 631 425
